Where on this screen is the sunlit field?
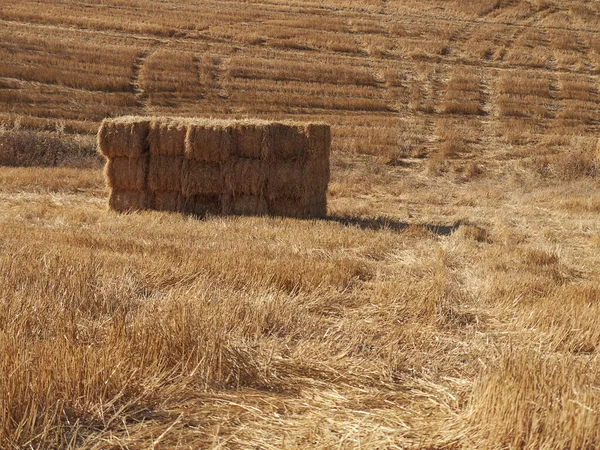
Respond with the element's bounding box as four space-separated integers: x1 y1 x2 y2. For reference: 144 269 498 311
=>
1 0 600 447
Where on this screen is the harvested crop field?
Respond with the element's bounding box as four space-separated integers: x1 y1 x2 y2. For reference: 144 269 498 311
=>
1 0 600 448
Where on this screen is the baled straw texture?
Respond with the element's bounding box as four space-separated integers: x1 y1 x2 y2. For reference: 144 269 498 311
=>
104 155 149 191
148 155 184 192
185 125 231 162
153 191 182 213
181 160 223 196
181 194 222 216
265 161 307 200
148 120 187 156
263 123 310 161
97 119 150 158
100 116 331 219
266 196 306 218
108 190 152 212
223 194 268 216
230 124 266 159
224 159 266 197
306 124 331 161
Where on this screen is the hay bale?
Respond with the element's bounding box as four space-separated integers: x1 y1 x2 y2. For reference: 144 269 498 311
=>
181 194 221 216
263 123 309 161
153 191 182 212
266 196 306 218
108 190 152 212
104 155 149 191
181 160 223 196
304 192 327 218
185 124 231 162
231 124 265 159
305 155 330 198
267 195 326 219
148 120 187 156
265 161 306 199
222 194 268 216
97 118 150 158
224 158 266 196
148 155 184 192
307 124 331 161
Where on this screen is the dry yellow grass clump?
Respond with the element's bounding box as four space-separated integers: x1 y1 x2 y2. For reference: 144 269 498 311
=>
98 116 330 218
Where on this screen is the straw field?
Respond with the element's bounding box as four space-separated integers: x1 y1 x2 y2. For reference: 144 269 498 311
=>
2 0 600 448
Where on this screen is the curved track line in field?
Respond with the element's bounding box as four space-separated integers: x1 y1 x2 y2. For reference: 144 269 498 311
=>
130 41 167 111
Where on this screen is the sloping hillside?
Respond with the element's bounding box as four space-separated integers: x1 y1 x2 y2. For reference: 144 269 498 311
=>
1 0 599 167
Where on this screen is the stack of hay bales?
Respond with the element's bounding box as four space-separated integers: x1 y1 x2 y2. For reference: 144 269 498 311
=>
97 116 330 219
97 117 152 212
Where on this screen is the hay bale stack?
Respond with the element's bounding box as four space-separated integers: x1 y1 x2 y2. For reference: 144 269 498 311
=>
98 117 330 219
98 117 151 211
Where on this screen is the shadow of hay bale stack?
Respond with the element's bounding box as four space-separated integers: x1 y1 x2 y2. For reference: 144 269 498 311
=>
97 116 330 219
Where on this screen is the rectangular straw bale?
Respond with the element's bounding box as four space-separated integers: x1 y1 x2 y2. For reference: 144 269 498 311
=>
148 120 187 156
185 124 231 162
265 161 306 199
263 123 309 161
267 196 306 218
305 155 330 196
148 155 184 192
306 124 331 161
231 124 265 159
180 194 221 216
108 190 152 212
104 155 149 191
181 160 223 196
304 192 327 218
224 158 266 196
97 119 150 158
153 191 182 213
222 194 268 216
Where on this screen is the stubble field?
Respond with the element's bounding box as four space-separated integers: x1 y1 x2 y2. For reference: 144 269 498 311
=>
1 0 600 448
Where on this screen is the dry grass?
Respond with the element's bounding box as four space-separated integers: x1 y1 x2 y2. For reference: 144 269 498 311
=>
0 128 99 168
3 148 600 448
